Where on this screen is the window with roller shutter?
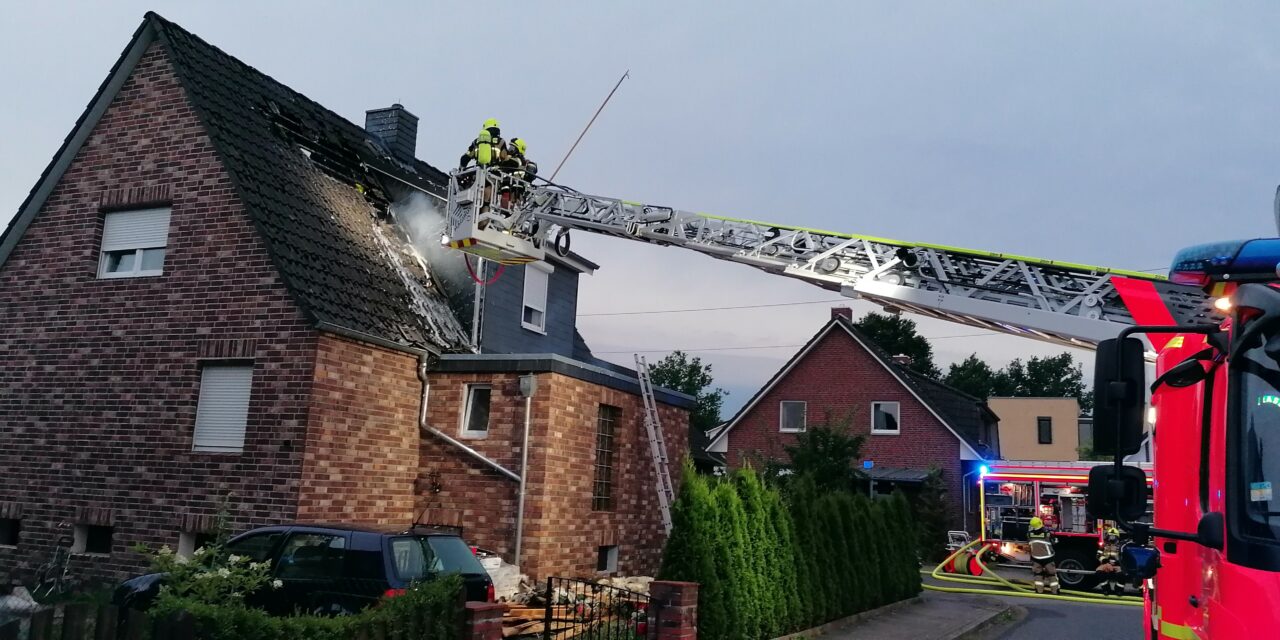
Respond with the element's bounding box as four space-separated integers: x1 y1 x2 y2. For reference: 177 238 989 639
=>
193 364 254 453
98 207 171 278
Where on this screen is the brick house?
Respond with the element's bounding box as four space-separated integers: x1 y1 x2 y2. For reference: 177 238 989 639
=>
706 308 999 530
0 13 690 586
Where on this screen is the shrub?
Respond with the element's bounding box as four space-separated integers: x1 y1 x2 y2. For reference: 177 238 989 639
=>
659 465 728 640
712 480 755 640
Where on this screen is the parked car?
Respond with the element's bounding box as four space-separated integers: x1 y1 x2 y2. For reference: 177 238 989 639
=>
113 523 494 617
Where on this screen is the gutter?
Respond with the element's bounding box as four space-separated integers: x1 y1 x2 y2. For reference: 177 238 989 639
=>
416 357 519 482
316 322 436 358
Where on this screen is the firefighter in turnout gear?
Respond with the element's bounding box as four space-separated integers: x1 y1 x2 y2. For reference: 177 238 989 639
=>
1095 527 1124 595
498 138 537 210
459 118 506 169
1028 517 1060 594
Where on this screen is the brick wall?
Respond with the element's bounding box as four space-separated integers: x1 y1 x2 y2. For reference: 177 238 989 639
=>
296 334 421 524
0 43 315 582
417 372 524 560
523 373 687 580
725 326 966 527
420 371 689 580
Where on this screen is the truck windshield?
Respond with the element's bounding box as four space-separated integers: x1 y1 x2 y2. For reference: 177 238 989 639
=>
1236 334 1280 541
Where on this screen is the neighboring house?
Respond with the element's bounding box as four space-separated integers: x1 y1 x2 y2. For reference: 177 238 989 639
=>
987 397 1081 461
0 13 691 585
708 308 1000 531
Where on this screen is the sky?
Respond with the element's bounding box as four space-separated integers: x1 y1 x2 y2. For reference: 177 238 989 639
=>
4 2 1280 415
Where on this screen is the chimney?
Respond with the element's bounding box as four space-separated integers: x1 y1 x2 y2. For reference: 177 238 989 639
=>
365 104 419 164
831 307 853 321
892 354 913 366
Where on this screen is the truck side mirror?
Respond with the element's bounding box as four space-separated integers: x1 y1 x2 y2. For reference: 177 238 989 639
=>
1196 512 1224 550
1092 337 1146 456
1086 464 1148 522
1121 545 1160 581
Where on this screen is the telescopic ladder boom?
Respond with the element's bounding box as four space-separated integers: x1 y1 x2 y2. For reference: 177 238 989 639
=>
444 167 1212 350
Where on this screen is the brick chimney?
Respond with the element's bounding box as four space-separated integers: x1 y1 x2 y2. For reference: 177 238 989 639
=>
831 307 853 321
365 104 419 164
892 354 913 366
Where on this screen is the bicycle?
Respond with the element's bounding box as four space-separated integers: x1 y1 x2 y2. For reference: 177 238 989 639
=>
32 524 73 600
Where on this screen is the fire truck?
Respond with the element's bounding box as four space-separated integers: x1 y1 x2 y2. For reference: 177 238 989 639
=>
441 166 1280 636
977 461 1152 590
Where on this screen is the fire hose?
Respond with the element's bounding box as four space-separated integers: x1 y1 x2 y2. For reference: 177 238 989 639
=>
921 540 1144 606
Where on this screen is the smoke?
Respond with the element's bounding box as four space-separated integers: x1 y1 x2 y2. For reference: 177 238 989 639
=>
386 188 478 332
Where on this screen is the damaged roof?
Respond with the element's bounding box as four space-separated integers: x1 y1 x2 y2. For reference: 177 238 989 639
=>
1 12 470 354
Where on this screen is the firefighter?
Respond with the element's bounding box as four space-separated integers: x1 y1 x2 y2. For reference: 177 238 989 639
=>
459 118 506 170
458 119 508 219
1027 516 1060 594
1095 527 1124 595
498 138 538 210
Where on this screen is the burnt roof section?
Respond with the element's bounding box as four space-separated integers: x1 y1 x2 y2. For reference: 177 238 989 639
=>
147 13 469 352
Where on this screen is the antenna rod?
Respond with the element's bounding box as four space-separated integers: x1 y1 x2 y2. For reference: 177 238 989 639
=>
550 70 630 182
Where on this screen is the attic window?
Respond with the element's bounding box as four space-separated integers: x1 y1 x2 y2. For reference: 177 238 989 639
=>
98 207 171 278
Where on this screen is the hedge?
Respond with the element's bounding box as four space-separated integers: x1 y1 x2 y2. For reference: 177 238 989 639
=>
149 575 465 640
659 465 920 640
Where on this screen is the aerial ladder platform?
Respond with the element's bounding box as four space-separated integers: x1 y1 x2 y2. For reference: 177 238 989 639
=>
444 166 1213 352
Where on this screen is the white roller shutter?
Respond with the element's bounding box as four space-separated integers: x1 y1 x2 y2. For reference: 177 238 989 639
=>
101 207 171 251
193 365 253 453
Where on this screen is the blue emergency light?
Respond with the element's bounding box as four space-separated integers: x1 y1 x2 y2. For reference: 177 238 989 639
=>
1169 238 1280 286
979 465 989 476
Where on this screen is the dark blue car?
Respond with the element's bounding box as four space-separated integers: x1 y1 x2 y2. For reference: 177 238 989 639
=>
113 523 493 617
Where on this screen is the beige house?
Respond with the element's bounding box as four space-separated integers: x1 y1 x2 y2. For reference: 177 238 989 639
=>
987 397 1080 461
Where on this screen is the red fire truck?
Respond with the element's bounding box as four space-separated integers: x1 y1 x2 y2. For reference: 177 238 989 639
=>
1090 238 1280 639
978 461 1152 589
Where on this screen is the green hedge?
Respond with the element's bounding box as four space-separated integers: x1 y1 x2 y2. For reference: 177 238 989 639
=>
659 466 920 640
150 575 465 640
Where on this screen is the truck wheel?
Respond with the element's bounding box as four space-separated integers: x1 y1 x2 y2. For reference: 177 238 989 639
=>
1056 548 1101 590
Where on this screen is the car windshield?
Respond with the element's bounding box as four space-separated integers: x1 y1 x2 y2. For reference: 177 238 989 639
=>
390 536 486 582
1236 332 1280 541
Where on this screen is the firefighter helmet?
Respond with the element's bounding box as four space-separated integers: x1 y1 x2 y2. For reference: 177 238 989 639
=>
1030 517 1044 529
511 138 528 156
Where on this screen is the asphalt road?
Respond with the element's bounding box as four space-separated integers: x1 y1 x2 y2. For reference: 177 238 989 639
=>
990 597 1143 640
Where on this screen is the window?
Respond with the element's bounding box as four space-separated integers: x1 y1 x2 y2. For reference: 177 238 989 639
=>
177 531 220 558
1037 417 1053 444
275 533 347 580
193 364 254 453
72 524 113 555
871 402 900 434
461 384 492 438
779 401 807 433
98 207 171 278
596 545 618 573
593 405 620 511
0 518 19 546
226 531 283 563
521 263 552 333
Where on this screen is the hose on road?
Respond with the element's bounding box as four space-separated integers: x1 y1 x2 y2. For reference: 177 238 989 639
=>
922 540 1143 607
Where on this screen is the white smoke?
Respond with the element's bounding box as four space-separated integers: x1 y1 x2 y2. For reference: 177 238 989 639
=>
388 189 472 292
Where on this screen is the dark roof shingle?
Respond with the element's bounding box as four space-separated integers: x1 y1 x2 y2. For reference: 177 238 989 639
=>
149 13 469 353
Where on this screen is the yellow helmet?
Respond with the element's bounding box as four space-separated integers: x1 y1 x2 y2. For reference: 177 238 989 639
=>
1030 517 1044 529
1107 527 1120 537
483 118 500 130
512 138 528 155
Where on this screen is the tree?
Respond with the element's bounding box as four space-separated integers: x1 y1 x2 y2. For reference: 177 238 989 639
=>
852 312 941 378
777 411 866 493
649 350 729 433
943 354 998 399
993 352 1090 410
913 469 950 562
658 465 729 639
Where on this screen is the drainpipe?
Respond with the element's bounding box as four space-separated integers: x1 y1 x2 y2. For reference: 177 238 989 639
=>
416 357 520 482
514 374 537 566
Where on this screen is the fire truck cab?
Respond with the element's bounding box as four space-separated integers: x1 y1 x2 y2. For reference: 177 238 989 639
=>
979 461 1151 589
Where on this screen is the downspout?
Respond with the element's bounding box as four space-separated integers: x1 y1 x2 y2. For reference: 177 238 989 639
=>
514 374 536 566
417 357 520 482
